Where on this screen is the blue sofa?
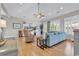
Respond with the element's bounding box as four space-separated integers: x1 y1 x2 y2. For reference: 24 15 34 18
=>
46 31 66 47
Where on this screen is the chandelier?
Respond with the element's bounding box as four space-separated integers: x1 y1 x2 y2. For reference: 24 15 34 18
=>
34 3 45 19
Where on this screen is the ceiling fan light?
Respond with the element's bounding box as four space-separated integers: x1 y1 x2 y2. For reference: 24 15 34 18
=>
34 3 45 19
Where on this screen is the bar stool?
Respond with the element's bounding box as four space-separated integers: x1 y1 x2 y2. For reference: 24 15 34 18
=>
36 36 47 49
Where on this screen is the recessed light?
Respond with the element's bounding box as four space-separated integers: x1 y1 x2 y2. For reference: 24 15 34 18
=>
60 7 63 10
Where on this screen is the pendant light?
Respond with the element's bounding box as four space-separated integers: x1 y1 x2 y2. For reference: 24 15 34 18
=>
34 3 45 19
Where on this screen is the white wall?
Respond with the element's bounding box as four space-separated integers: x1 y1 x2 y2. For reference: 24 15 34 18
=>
2 14 79 39
4 18 23 38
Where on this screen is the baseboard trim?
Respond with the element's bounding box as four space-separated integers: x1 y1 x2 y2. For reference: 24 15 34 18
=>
4 36 18 39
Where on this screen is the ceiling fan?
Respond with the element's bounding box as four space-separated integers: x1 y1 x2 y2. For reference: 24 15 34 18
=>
34 3 45 19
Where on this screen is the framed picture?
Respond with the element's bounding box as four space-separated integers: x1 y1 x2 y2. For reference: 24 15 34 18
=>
13 23 21 29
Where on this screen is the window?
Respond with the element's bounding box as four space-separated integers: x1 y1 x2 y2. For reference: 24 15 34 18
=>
43 22 48 33
50 20 60 31
64 15 79 35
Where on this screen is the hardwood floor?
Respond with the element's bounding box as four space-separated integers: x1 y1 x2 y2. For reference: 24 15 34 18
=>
0 39 17 56
18 37 73 56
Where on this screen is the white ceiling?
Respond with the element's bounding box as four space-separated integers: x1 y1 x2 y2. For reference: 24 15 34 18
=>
1 3 79 22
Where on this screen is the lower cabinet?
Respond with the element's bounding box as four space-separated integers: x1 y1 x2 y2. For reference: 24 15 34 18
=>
19 29 34 43
46 32 66 47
